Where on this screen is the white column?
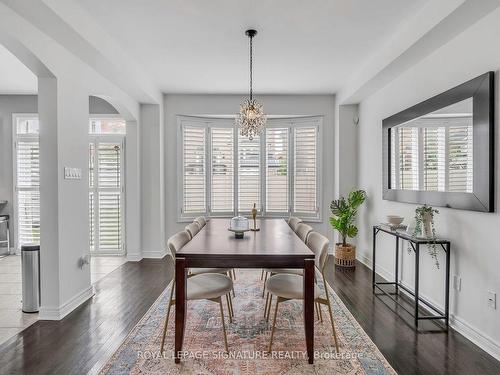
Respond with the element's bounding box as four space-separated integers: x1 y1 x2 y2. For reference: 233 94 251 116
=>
140 104 166 258
38 77 92 320
125 120 142 261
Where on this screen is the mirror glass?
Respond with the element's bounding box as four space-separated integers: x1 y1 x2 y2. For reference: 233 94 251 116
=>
389 98 473 193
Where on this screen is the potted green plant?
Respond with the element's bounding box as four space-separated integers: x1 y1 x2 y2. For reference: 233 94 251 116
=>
330 190 367 268
410 205 440 268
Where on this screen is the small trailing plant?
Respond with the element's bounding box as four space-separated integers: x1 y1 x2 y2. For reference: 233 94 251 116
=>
410 205 440 268
330 190 367 247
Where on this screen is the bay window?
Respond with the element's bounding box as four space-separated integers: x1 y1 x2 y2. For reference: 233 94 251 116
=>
179 116 322 220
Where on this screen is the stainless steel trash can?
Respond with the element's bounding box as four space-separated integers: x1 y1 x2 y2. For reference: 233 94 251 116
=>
21 244 40 313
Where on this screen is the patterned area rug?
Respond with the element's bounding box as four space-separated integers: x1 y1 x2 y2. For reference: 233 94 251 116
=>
100 270 396 374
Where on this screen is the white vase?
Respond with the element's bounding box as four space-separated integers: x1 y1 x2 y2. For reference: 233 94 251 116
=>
422 212 432 238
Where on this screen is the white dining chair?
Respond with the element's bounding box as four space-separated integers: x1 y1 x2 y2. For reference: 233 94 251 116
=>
296 223 313 242
160 230 234 353
265 231 339 352
288 216 302 232
185 222 201 239
194 216 207 228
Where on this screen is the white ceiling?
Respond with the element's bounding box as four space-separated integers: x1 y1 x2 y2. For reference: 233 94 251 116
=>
76 0 428 95
0 0 429 96
0 44 37 94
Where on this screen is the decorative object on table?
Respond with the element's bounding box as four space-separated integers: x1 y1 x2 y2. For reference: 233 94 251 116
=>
381 222 407 231
330 189 367 268
228 216 250 238
250 203 260 231
386 215 404 226
409 205 440 268
235 29 267 141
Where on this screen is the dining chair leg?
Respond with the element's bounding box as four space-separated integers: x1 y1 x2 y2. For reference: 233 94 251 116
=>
232 269 236 280
218 298 229 352
315 302 320 320
266 294 273 321
262 272 268 297
160 281 175 353
323 275 339 352
268 298 280 352
226 294 233 323
229 294 235 318
227 271 236 297
260 269 264 280
264 292 270 318
318 301 323 322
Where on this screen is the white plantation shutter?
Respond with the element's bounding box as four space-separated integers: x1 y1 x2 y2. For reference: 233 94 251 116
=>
449 122 473 192
210 127 234 213
423 127 446 191
182 125 206 214
293 126 317 215
398 127 419 190
97 143 122 251
89 140 123 253
266 127 289 213
15 117 40 247
238 134 260 212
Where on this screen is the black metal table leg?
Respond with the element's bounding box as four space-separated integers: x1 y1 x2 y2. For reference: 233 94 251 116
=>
445 243 451 327
414 244 420 328
395 236 399 294
372 227 377 291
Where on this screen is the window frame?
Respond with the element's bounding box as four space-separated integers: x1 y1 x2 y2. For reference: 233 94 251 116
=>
12 113 40 251
177 115 322 222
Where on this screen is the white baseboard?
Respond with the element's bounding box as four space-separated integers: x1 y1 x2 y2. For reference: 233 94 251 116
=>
39 286 94 321
142 249 167 259
357 253 500 362
126 253 143 262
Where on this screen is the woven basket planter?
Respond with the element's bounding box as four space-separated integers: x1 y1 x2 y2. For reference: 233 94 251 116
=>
334 243 356 268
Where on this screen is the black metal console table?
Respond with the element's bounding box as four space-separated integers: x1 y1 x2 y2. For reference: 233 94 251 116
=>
372 225 451 328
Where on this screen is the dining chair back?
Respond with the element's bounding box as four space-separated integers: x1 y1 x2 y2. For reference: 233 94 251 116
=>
167 230 191 258
296 223 313 242
194 216 207 228
306 231 330 272
185 222 201 239
288 217 302 232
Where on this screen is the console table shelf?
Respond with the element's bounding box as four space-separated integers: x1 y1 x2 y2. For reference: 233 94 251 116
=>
372 225 451 328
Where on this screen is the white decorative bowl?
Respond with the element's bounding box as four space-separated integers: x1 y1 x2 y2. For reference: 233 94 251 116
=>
386 215 404 226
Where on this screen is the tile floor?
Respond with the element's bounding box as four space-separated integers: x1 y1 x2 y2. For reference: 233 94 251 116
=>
0 254 127 346
0 255 37 346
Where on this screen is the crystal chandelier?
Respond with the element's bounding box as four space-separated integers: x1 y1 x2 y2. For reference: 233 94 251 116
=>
236 29 266 141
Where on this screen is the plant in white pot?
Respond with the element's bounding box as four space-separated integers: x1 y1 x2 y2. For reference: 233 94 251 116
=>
330 190 367 268
410 204 440 268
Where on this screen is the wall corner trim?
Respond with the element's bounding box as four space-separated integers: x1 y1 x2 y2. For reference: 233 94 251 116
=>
39 286 94 321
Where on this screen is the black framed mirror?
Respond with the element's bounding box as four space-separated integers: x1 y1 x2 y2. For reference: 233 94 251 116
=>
382 72 494 212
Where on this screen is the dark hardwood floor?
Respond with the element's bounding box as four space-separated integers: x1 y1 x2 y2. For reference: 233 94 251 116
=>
0 256 498 375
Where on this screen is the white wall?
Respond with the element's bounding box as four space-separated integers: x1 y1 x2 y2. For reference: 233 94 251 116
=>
356 7 500 359
164 94 336 243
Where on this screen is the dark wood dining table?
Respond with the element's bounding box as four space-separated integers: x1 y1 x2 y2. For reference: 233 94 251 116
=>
174 218 316 364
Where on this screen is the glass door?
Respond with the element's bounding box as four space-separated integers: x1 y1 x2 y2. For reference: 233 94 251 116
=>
89 137 125 255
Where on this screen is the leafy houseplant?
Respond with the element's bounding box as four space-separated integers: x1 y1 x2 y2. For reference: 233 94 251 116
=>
330 190 367 267
410 205 440 268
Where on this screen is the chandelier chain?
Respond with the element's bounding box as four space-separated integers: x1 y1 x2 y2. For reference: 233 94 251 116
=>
249 34 253 101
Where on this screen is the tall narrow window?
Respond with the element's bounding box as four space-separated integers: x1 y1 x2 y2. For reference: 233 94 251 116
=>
238 134 260 212
89 117 125 254
266 127 289 213
294 126 317 215
14 116 40 248
210 127 234 214
182 125 206 215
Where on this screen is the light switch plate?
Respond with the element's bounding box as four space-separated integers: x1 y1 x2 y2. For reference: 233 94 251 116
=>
488 291 496 310
64 167 82 180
